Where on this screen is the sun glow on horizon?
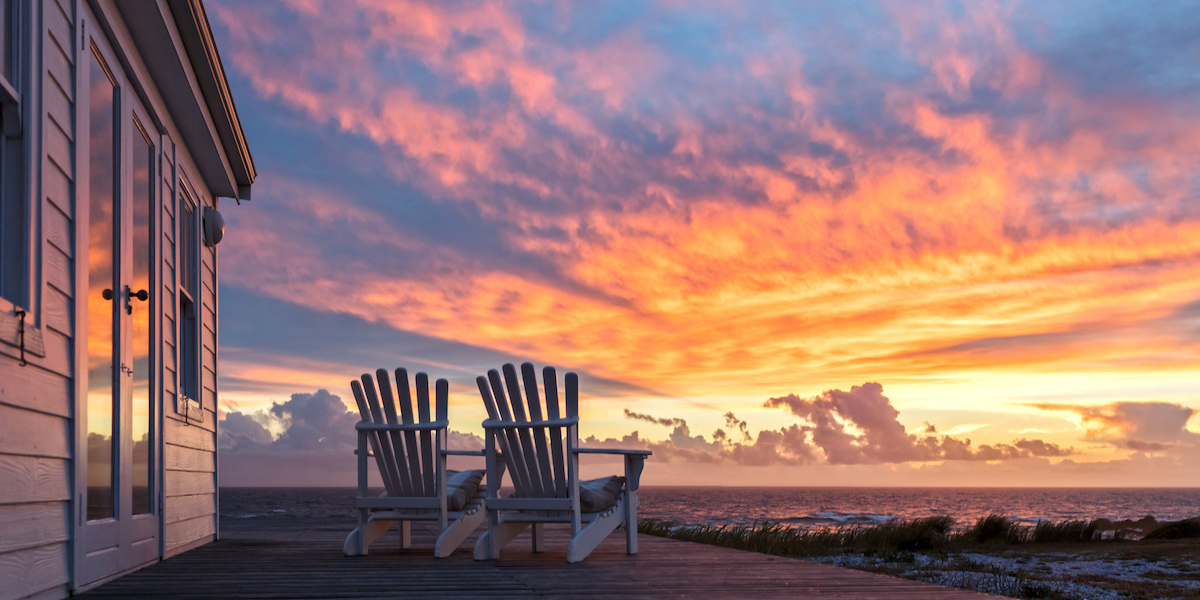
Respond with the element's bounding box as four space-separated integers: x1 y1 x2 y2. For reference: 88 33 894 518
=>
208 0 1200 486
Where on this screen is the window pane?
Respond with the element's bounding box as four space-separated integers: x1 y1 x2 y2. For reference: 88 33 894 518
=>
179 199 194 297
86 51 116 521
0 0 11 83
179 197 198 405
0 135 22 305
131 125 153 515
0 0 18 306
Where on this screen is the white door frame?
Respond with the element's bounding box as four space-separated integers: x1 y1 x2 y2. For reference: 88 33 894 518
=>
74 2 161 588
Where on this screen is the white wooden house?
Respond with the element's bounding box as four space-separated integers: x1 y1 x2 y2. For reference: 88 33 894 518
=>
0 0 253 596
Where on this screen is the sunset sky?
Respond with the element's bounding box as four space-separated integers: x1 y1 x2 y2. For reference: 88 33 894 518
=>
208 0 1200 487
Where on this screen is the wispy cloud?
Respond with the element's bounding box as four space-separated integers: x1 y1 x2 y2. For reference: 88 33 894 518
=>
207 0 1200 483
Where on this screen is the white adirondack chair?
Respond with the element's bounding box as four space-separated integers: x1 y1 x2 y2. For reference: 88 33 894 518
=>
473 363 651 563
344 368 497 558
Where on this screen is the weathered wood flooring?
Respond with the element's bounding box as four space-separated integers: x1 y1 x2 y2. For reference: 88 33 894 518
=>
77 518 997 599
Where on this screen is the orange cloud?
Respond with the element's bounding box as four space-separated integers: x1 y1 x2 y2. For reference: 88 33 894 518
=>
209 0 1200 480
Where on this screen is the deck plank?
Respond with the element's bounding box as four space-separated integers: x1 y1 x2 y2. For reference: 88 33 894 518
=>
75 518 997 599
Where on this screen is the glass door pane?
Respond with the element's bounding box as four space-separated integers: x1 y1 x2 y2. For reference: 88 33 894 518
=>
131 122 153 515
86 49 118 522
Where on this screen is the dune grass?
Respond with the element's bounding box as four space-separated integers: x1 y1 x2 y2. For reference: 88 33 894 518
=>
638 514 1102 558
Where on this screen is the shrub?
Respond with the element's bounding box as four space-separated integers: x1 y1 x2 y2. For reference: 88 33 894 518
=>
1143 519 1200 540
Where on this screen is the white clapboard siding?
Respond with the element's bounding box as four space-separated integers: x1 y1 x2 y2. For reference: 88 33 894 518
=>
164 514 215 557
164 494 215 526
0 404 70 459
164 418 216 453
0 362 70 418
0 456 69 505
0 542 69 600
0 503 70 554
164 470 216 499
165 444 215 473
0 4 78 600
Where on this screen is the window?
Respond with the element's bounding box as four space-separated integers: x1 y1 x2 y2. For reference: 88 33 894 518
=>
178 189 199 414
0 0 25 311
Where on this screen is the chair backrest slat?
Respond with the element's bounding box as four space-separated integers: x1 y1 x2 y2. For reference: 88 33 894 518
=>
416 372 437 496
521 363 556 497
502 364 546 497
360 374 405 496
565 372 579 419
485 369 534 497
374 369 414 496
353 369 450 500
477 376 513 476
541 366 568 497
435 379 448 422
351 380 397 497
480 363 580 502
394 368 425 496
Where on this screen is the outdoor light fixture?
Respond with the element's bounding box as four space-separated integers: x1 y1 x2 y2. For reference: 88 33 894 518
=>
203 206 225 247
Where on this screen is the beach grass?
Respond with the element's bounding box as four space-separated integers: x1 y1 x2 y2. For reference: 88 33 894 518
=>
637 515 1200 599
638 514 1103 558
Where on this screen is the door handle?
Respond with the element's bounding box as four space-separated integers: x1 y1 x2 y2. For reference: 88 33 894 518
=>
124 286 148 315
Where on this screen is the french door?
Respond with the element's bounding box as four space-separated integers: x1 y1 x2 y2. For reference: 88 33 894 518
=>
78 7 160 586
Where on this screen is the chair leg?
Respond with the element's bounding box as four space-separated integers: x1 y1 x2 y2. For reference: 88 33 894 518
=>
474 521 530 560
567 502 625 563
625 489 638 555
400 520 412 549
435 509 487 558
532 523 545 553
344 518 396 556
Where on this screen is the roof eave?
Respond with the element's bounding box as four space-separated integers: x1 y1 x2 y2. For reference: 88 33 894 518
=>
167 0 256 198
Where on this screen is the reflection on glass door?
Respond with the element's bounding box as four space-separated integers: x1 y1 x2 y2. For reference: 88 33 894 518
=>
86 47 117 522
79 12 161 586
131 122 153 515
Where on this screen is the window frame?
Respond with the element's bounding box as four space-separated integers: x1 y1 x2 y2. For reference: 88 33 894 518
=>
0 0 44 360
176 180 203 421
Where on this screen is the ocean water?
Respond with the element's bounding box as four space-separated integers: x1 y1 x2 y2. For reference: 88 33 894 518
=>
220 487 1200 528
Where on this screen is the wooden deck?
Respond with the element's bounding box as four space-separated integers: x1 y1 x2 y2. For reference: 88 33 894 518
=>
76 517 997 599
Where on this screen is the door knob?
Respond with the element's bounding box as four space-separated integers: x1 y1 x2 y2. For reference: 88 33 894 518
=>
102 288 114 300
123 286 148 315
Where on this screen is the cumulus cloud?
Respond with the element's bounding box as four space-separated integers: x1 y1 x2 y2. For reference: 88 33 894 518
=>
1034 401 1200 452
611 382 1071 466
219 411 274 452
219 389 485 485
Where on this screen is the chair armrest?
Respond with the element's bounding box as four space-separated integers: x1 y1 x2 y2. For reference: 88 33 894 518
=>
573 448 652 456
482 416 579 429
355 420 449 432
441 449 486 457
574 448 649 490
